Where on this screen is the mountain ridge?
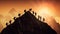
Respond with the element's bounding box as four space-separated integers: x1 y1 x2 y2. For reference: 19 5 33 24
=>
0 9 57 34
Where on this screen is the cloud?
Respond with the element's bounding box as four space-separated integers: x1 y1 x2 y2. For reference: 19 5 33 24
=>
0 15 4 32
9 8 18 17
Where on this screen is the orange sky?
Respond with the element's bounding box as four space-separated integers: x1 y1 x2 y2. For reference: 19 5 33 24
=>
0 0 60 32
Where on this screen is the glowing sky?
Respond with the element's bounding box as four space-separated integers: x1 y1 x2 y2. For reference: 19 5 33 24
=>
0 0 60 33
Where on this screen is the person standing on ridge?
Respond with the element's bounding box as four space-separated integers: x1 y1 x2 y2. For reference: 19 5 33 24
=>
32 11 34 15
18 14 20 17
6 23 8 26
9 20 12 24
38 15 41 21
13 17 16 20
24 9 26 13
43 18 45 22
29 8 32 12
35 12 37 16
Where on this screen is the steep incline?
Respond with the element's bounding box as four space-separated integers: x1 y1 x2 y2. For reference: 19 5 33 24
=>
1 11 57 34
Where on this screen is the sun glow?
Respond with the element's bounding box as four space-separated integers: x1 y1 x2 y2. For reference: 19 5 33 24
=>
37 3 56 23
37 3 55 18
38 7 52 17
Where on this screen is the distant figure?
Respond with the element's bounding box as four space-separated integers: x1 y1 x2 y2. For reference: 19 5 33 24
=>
29 8 32 11
9 20 12 24
13 17 16 20
18 14 20 17
38 15 39 20
32 11 34 14
39 16 41 20
35 12 37 16
43 18 45 21
6 23 8 26
24 9 26 13
38 15 41 21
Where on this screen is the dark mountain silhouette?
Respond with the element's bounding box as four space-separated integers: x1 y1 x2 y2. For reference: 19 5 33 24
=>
0 9 57 34
45 16 60 34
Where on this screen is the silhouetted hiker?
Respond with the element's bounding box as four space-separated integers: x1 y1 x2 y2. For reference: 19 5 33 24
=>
38 15 39 20
29 8 32 11
32 11 34 14
38 15 41 21
6 23 8 26
40 16 41 20
9 20 12 24
35 12 37 16
13 17 16 20
24 9 26 13
18 14 20 17
43 18 45 22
